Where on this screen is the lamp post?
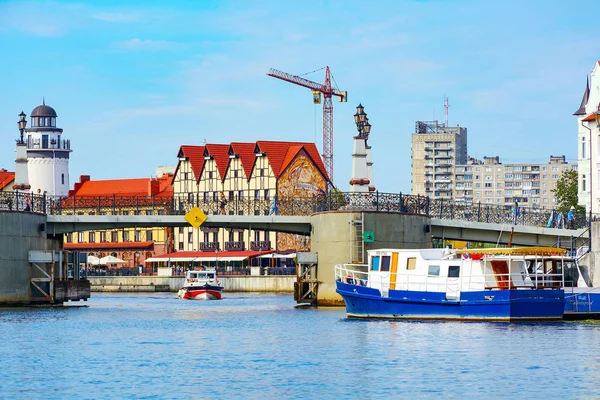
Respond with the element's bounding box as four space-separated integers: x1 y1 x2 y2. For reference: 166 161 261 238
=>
17 111 27 144
354 104 371 142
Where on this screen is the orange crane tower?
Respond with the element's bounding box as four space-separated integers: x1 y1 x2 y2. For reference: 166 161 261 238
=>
267 67 347 184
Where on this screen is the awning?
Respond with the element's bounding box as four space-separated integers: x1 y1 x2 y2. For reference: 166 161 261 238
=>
259 253 296 259
145 256 197 262
144 250 274 263
195 256 248 262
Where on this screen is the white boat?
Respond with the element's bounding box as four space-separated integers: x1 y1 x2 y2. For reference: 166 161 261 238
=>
177 269 223 300
335 247 566 321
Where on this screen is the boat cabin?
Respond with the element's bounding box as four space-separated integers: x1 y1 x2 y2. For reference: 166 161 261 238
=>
186 269 217 282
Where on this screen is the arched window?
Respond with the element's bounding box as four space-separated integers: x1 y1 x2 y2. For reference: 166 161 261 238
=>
582 136 587 159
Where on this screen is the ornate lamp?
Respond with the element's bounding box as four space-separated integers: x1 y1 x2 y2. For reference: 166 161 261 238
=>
17 111 27 143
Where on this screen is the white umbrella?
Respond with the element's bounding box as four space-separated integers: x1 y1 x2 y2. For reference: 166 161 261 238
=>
87 255 101 265
99 255 127 265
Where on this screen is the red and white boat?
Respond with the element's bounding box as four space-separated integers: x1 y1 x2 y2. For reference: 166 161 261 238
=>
178 269 223 300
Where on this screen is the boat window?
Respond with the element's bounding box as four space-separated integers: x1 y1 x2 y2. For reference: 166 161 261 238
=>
428 265 440 276
406 257 416 270
190 273 197 279
381 256 391 271
448 265 460 278
371 256 380 271
563 262 579 288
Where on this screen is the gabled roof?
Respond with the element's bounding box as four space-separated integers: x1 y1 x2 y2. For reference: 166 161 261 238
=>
203 144 230 181
255 141 329 180
582 111 600 122
68 174 173 197
176 145 205 181
0 169 15 190
574 77 590 116
229 142 256 180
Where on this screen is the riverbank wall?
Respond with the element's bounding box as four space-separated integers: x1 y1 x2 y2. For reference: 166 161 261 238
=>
89 276 294 292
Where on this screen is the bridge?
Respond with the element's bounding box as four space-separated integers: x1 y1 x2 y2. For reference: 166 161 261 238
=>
2 190 589 248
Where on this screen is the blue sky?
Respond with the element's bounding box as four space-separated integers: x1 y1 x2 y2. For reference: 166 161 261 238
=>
0 0 598 193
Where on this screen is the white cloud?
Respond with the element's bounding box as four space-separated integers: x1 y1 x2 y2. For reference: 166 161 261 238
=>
115 38 185 51
92 11 142 23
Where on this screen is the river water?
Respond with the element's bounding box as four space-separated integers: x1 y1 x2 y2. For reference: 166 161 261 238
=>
1 293 600 399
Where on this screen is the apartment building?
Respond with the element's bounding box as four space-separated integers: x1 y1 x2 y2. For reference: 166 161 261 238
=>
454 155 576 208
411 120 468 199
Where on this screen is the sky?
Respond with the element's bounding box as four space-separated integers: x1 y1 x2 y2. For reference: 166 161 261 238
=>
0 0 598 193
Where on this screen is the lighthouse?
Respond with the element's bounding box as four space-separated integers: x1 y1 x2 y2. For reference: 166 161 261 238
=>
24 101 71 196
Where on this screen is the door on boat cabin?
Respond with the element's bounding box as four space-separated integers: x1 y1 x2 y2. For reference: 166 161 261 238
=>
389 252 399 290
490 261 514 290
445 265 461 301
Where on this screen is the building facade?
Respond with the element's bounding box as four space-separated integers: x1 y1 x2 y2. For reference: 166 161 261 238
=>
453 155 576 208
411 120 468 199
575 61 600 213
172 140 329 255
62 173 174 269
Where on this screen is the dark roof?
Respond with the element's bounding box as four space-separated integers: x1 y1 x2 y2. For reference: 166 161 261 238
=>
31 104 57 117
574 78 590 116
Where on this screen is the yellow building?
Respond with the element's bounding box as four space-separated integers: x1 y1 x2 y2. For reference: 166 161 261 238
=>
63 174 174 270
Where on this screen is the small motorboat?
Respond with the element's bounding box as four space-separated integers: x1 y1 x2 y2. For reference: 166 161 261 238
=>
178 269 223 300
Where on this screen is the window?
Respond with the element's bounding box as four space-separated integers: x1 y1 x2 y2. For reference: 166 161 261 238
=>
100 231 106 242
61 174 65 185
111 231 118 242
228 230 234 241
428 265 440 276
254 230 261 241
184 172 189 181
208 171 214 179
582 137 587 158
78 232 85 242
188 231 193 243
254 190 260 200
238 190 244 200
188 193 194 203
146 230 153 241
123 231 130 242
212 232 218 242
134 230 141 241
448 265 460 277
228 191 234 201
213 192 219 201
582 175 587 192
371 256 380 271
264 189 270 200
178 242 184 250
406 257 416 270
89 232 95 242
203 232 210 242
122 210 129 216
260 168 265 177
234 170 239 178
66 233 72 243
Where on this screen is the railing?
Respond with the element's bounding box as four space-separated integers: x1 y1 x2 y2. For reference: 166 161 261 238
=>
334 264 564 293
0 189 596 231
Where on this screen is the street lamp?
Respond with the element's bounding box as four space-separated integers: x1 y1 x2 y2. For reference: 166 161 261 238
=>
17 111 27 144
354 104 370 139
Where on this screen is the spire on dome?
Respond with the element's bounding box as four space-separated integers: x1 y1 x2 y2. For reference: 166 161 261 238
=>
574 77 590 116
43 97 45 106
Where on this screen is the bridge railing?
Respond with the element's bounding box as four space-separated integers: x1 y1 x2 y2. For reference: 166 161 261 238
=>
0 190 593 229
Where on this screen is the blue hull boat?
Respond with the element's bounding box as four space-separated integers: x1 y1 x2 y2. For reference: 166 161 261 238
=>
335 247 568 322
336 281 565 321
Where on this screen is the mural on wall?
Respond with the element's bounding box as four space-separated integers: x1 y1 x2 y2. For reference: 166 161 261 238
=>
276 151 326 252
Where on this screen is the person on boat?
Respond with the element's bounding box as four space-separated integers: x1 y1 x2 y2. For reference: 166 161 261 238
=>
567 206 576 229
512 201 520 225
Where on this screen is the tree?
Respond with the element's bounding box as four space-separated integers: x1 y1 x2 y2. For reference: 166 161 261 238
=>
551 169 582 214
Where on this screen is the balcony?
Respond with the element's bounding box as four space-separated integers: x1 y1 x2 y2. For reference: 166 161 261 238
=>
225 241 245 251
250 241 271 251
199 241 219 251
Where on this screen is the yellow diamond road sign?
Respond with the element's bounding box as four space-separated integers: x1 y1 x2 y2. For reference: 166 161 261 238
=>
185 207 207 229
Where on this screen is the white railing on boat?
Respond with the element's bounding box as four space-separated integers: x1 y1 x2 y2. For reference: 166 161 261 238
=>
334 264 564 293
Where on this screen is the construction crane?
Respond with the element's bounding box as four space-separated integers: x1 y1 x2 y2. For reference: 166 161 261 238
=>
267 66 347 184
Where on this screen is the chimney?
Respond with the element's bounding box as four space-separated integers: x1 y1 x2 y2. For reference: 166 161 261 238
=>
148 179 160 196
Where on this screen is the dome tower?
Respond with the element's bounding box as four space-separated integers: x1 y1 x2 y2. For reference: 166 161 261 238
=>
24 100 71 196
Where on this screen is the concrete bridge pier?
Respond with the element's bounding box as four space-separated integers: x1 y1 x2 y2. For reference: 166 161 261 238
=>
0 211 90 305
310 211 431 306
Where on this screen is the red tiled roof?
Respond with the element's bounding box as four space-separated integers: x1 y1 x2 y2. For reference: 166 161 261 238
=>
583 112 600 122
229 142 256 180
204 144 230 181
148 250 274 260
176 145 205 181
68 175 173 197
255 141 329 180
0 169 15 190
64 241 154 250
